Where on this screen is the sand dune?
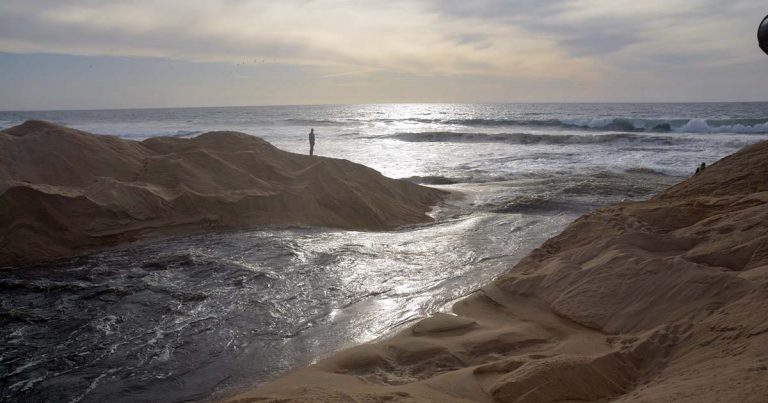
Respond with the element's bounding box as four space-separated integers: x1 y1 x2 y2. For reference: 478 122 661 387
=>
226 141 768 402
0 121 446 266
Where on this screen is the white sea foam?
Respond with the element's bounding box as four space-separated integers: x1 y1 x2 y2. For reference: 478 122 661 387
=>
676 118 768 134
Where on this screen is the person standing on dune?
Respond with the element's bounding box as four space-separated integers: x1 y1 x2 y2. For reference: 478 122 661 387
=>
308 128 316 156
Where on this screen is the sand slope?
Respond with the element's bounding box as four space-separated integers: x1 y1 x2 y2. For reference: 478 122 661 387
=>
0 121 446 266
227 141 768 402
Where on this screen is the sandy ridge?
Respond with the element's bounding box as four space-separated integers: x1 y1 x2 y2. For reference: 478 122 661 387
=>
227 141 768 402
0 121 447 266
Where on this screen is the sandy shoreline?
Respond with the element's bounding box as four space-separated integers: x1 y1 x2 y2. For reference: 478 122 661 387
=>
225 141 768 402
0 121 447 267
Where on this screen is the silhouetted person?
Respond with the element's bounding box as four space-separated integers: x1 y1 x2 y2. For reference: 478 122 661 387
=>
308 128 315 156
695 162 706 175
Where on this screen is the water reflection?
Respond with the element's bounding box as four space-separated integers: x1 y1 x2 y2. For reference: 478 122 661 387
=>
0 199 575 402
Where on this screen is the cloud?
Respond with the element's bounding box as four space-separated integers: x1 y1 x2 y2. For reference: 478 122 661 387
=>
430 0 765 61
0 0 596 79
0 0 766 108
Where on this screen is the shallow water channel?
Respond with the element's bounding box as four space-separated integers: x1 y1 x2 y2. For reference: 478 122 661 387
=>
0 189 578 402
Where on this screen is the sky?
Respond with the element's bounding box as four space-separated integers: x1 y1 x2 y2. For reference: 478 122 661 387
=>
0 0 767 110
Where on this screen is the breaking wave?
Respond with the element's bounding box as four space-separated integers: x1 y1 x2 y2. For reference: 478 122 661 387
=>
0 120 23 131
558 117 768 134
284 117 768 134
386 132 693 145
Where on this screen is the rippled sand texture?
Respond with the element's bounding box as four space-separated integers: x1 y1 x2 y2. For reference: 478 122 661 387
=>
227 141 768 401
0 121 445 266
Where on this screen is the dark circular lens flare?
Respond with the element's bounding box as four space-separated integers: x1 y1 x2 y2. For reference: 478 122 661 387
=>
760 14 768 55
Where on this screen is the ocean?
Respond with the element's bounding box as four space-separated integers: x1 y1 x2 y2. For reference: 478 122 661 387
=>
1 103 767 402
3 103 768 182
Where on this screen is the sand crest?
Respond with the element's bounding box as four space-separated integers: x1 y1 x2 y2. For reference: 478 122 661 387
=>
226 140 768 402
0 121 446 266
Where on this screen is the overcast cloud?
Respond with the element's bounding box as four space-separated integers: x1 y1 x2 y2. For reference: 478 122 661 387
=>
0 0 766 109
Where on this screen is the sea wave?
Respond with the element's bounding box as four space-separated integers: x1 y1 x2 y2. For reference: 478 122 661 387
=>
386 132 692 145
404 167 675 187
0 119 24 131
101 129 203 139
624 167 669 176
282 117 768 134
559 117 768 134
403 174 508 185
282 118 345 126
674 118 768 134
404 175 465 185
168 130 203 138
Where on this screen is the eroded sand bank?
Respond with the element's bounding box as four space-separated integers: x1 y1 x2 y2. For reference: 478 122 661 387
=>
0 121 446 266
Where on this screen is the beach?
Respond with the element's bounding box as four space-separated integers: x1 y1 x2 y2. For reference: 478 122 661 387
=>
226 135 768 402
3 0 767 400
1 104 767 402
